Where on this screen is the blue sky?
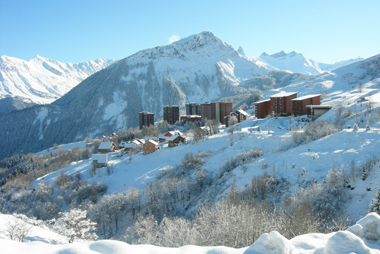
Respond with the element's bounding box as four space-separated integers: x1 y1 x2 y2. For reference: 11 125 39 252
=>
0 0 379 64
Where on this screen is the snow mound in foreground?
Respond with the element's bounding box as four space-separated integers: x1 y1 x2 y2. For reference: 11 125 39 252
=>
243 231 296 254
1 213 380 254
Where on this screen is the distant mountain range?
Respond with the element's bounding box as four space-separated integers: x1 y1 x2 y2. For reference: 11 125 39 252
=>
0 31 377 159
0 55 115 107
259 51 363 75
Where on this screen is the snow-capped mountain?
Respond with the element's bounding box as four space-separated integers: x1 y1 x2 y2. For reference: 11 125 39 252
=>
0 55 116 105
0 31 292 159
259 51 363 75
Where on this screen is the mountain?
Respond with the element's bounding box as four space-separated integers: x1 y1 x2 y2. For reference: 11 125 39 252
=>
0 55 116 105
0 31 296 159
259 51 363 75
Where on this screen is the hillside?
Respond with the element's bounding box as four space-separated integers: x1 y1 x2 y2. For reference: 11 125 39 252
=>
0 53 379 252
0 55 115 105
0 31 304 159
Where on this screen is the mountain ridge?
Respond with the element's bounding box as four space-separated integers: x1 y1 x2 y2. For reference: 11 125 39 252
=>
0 55 116 105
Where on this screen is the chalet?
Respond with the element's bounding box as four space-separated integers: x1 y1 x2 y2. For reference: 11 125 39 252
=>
143 140 159 154
168 135 186 147
98 142 116 153
235 109 250 122
119 141 136 152
255 99 271 119
92 154 108 168
270 92 297 116
291 94 321 116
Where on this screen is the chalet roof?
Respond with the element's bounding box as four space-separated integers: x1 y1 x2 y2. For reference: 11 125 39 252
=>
92 154 108 163
292 94 321 101
236 109 249 116
168 134 186 141
98 142 114 150
270 92 297 98
123 143 135 148
146 139 158 146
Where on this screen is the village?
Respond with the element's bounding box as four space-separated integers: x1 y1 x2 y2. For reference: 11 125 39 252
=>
91 91 332 169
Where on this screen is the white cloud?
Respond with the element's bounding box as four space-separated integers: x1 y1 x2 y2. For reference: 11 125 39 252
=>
168 35 180 44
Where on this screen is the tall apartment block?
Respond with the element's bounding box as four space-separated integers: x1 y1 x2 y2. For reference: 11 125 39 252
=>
270 92 297 116
163 105 180 125
200 102 232 124
291 94 321 116
139 111 154 130
185 103 201 116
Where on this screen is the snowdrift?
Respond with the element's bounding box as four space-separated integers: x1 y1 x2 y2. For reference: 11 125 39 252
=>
1 213 380 254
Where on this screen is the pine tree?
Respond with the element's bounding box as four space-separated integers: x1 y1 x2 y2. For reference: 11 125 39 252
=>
369 188 380 215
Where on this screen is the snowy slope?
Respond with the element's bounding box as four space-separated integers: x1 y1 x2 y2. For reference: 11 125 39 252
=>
0 55 115 104
259 51 363 75
0 31 286 159
1 213 380 254
32 54 380 222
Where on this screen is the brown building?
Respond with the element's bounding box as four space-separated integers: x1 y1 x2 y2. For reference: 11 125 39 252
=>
143 140 159 154
217 102 233 125
270 92 297 116
186 103 201 115
292 94 321 116
168 135 186 147
98 142 116 153
236 109 250 122
200 102 213 122
163 105 180 125
139 111 154 130
180 115 202 123
255 99 271 119
200 102 232 124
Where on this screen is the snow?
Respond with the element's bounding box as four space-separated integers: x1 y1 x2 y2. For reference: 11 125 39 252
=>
0 55 115 104
1 213 380 254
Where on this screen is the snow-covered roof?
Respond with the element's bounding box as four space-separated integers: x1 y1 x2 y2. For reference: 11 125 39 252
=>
91 154 108 163
98 142 114 150
181 115 202 118
306 105 332 109
236 109 249 116
123 143 135 148
146 139 158 146
168 135 185 142
270 92 297 98
255 99 270 104
292 94 321 101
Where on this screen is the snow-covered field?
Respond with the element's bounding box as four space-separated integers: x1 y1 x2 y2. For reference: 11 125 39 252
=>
1 213 380 254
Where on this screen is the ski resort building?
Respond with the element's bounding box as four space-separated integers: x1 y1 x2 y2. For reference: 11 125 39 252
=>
139 111 154 130
92 154 108 168
180 115 202 123
270 92 297 116
306 105 332 118
143 140 159 154
255 99 271 119
163 105 180 125
185 103 201 116
98 142 116 153
200 102 233 125
292 94 321 116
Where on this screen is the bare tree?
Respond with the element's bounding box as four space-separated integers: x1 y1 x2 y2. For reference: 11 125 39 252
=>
6 219 32 242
